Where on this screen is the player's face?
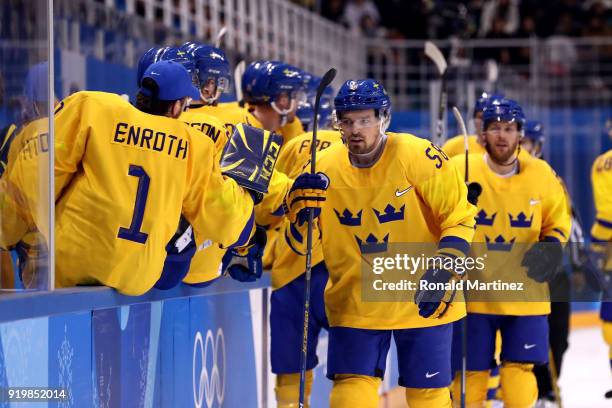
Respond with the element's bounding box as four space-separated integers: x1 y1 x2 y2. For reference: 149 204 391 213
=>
200 78 217 100
484 121 520 163
338 109 381 154
520 137 536 156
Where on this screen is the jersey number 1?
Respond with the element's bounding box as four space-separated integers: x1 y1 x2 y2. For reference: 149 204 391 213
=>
118 165 150 244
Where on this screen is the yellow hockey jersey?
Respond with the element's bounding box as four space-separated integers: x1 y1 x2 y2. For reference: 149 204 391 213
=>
269 130 342 289
452 153 571 315
179 105 229 158
286 133 477 329
591 149 612 270
442 134 485 158
53 91 254 295
183 105 292 285
278 116 305 143
0 117 50 247
0 123 17 174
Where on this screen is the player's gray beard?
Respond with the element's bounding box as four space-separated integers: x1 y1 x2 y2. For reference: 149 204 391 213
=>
348 132 388 168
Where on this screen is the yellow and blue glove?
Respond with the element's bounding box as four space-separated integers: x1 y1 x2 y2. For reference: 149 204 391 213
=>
284 172 329 225
221 226 267 282
414 256 459 318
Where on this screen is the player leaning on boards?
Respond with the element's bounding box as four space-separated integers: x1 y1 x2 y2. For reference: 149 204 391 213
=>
449 99 571 408
284 79 477 408
180 59 304 287
269 74 342 407
51 60 270 295
591 120 612 400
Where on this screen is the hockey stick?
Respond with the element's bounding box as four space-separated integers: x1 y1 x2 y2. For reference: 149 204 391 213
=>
214 26 227 48
425 41 448 146
452 106 475 408
485 59 499 93
548 349 563 408
453 106 470 183
234 60 246 103
298 67 337 408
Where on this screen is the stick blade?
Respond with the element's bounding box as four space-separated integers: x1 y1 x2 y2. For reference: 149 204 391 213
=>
424 41 448 75
234 60 246 101
318 68 337 94
486 59 499 83
215 26 228 48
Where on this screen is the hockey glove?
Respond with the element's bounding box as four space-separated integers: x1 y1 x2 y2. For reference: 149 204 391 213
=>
414 257 459 319
521 239 564 283
221 226 267 282
467 182 483 206
220 123 283 203
284 172 330 225
155 217 196 290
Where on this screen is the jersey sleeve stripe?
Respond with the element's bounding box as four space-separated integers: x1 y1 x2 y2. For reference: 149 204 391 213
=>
438 236 470 257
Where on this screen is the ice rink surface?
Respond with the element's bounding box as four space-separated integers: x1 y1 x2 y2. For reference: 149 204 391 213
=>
559 326 611 408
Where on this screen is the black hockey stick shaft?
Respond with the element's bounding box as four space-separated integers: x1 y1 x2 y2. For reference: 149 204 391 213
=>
452 106 469 408
298 67 336 408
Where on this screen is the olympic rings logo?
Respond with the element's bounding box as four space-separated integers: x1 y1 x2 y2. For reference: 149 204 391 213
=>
193 328 226 408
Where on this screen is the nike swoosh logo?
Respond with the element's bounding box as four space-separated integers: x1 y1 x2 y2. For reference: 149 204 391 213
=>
524 344 536 349
425 371 440 378
529 199 540 206
395 186 414 197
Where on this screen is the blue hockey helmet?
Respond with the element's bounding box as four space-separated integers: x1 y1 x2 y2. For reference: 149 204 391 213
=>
179 41 200 54
244 61 304 108
160 47 199 88
334 79 391 115
482 98 526 133
474 92 505 116
137 47 171 86
241 60 274 104
188 44 231 103
524 120 544 142
296 74 335 131
522 119 544 157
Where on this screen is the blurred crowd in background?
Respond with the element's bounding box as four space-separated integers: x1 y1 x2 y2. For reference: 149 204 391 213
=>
296 0 612 41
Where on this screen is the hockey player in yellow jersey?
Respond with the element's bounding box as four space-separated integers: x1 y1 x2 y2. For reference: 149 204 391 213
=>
442 92 503 158
135 45 229 158
284 79 477 408
49 60 272 295
449 99 571 408
269 75 341 407
182 60 303 286
591 120 612 400
0 61 56 288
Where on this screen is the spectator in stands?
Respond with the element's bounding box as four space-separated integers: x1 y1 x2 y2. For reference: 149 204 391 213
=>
341 0 380 36
375 0 427 39
359 13 384 38
321 0 345 25
478 0 520 37
545 12 579 76
480 16 513 64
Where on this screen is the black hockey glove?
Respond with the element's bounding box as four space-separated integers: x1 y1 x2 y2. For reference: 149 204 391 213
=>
521 239 564 283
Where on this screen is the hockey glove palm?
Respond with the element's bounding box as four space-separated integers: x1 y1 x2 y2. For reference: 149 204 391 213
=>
414 257 459 319
284 172 330 225
467 182 482 206
521 240 563 283
221 226 267 282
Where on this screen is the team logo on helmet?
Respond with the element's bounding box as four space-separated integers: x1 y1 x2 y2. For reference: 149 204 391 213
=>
283 68 300 78
210 52 223 60
348 80 358 91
